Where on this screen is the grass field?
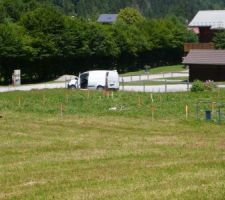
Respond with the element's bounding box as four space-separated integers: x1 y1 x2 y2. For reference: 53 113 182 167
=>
1 89 225 200
121 65 185 76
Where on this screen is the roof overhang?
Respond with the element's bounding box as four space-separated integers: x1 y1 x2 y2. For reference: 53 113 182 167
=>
189 10 225 30
183 50 225 65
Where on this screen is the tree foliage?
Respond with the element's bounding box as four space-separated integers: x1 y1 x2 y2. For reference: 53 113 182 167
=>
118 7 145 25
0 2 199 84
213 31 225 49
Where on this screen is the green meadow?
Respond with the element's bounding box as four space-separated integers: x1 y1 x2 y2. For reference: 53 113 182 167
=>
1 89 225 200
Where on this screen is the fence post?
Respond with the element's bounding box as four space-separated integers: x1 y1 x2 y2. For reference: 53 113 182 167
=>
165 79 167 93
122 77 124 91
187 80 190 91
185 105 189 120
143 81 145 92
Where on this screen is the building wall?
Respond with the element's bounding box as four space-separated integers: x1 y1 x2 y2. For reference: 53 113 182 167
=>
189 65 225 81
199 27 214 43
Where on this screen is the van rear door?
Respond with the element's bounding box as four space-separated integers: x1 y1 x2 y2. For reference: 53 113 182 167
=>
80 73 89 89
107 71 119 89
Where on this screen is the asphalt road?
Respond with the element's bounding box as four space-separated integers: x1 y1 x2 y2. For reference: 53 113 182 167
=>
0 82 190 93
0 82 66 93
0 74 224 93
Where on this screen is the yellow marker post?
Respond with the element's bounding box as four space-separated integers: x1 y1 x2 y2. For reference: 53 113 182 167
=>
185 105 188 119
150 93 154 103
137 96 141 106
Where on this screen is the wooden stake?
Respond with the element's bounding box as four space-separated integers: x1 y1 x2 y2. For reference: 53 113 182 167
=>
151 106 156 121
18 97 21 107
65 93 69 103
87 90 90 99
150 93 154 103
137 96 141 106
43 94 45 105
185 105 188 119
60 103 64 117
211 102 215 112
111 91 114 99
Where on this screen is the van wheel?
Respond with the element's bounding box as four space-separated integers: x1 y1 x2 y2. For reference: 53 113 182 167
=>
71 85 76 89
97 86 104 91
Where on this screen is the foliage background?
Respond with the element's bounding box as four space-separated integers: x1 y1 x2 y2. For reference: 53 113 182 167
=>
1 0 224 83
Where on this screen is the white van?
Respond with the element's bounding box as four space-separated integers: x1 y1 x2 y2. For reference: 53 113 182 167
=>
68 70 119 90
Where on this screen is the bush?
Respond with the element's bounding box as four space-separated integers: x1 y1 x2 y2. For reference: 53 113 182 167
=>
191 80 218 92
191 80 204 92
204 80 217 91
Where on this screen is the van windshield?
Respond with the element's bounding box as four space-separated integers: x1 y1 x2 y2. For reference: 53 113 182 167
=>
80 73 89 89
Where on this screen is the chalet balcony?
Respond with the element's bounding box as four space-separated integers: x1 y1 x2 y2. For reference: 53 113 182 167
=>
184 43 214 53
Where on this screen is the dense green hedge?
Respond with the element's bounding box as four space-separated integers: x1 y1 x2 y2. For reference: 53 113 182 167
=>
0 1 197 84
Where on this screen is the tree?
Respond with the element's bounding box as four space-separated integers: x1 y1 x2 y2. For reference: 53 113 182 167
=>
113 22 149 56
20 6 65 58
59 17 89 57
20 6 65 35
213 31 225 49
0 23 26 57
117 7 145 25
86 23 119 58
0 4 7 23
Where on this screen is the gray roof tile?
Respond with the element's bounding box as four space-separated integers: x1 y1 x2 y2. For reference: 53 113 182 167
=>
97 14 118 23
183 49 225 65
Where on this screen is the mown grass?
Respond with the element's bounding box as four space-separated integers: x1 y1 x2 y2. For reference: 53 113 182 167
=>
121 65 185 76
1 89 225 200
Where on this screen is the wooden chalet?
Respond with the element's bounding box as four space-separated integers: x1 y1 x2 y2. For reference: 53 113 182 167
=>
184 10 225 52
183 50 225 81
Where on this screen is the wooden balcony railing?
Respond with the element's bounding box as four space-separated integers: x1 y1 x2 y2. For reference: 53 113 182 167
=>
184 43 214 52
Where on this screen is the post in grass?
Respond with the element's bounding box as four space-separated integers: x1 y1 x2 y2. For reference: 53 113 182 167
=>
18 97 21 107
42 94 45 106
185 105 189 120
137 96 141 106
151 105 156 121
217 87 220 97
211 102 216 116
150 93 154 103
87 90 90 99
65 92 69 103
60 103 64 117
111 91 114 99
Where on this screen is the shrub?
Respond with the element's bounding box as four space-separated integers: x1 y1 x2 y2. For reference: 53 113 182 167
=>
191 80 218 92
204 80 217 91
191 80 204 92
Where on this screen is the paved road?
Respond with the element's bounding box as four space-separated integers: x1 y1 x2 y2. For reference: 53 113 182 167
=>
120 72 188 82
0 81 224 93
0 82 66 93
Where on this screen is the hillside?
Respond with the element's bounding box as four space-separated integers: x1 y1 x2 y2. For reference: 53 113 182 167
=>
57 0 225 20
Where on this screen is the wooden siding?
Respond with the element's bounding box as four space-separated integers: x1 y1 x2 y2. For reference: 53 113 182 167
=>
184 43 214 53
189 65 225 81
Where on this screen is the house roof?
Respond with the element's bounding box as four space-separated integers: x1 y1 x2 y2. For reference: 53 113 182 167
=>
189 10 225 29
183 50 225 65
97 14 118 23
